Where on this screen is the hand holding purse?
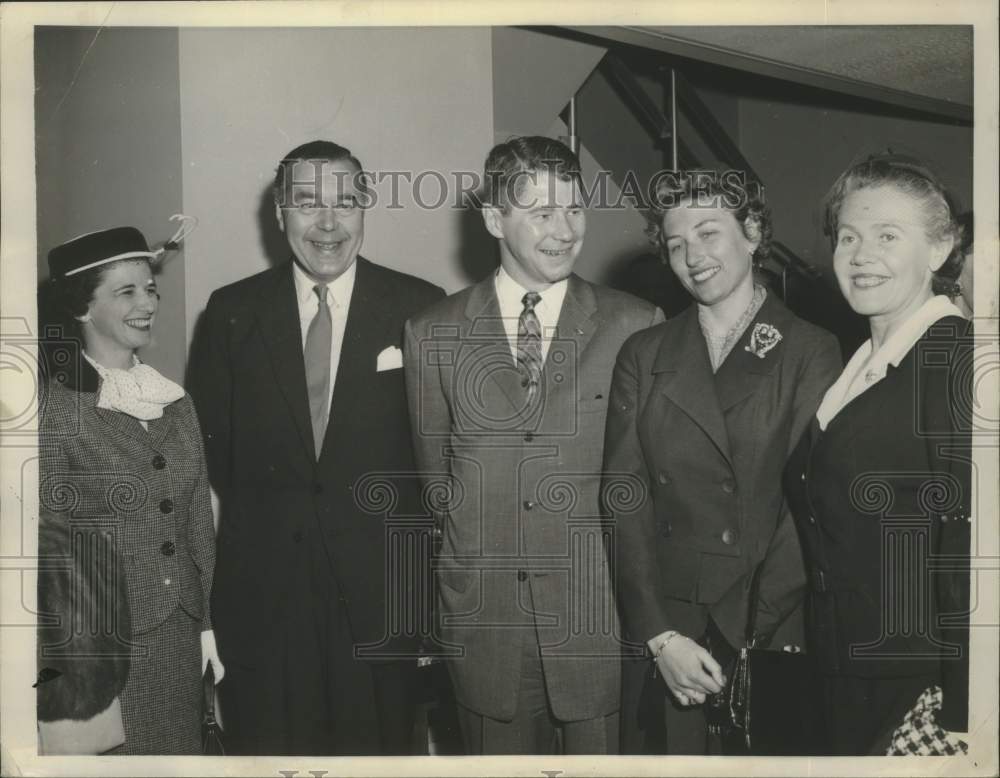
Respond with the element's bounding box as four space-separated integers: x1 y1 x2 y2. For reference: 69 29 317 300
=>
725 565 826 755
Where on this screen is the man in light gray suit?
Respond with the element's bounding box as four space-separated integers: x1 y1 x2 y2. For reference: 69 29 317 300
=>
404 136 663 754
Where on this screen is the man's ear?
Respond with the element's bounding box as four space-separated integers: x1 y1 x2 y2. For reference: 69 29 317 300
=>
482 206 506 241
274 203 285 232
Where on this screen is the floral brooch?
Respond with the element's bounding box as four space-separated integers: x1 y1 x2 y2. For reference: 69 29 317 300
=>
745 323 782 359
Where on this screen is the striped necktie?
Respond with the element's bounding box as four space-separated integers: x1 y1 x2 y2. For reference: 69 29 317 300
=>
517 291 543 402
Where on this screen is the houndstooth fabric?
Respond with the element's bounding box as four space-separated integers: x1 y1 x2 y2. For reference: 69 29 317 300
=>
108 606 202 754
39 366 216 753
886 685 968 755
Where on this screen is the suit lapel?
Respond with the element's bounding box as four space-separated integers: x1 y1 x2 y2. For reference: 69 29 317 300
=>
94 404 149 444
653 306 733 465
714 292 786 412
255 262 315 460
145 407 175 450
322 257 395 457
463 274 526 417
545 275 597 399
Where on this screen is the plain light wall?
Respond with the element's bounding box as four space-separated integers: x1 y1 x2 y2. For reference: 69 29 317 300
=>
492 26 605 141
35 27 186 382
179 27 495 354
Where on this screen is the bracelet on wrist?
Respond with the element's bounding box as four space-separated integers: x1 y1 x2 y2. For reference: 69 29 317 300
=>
651 630 682 661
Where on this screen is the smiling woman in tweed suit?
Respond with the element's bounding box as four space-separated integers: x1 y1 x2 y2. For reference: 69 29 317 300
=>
38 225 222 754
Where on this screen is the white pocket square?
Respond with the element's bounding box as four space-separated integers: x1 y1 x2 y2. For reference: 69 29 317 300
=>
376 346 403 372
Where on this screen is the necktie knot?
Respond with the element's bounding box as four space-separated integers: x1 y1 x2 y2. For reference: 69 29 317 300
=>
522 291 541 312
314 284 330 309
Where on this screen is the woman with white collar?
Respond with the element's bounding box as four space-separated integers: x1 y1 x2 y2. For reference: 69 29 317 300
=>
785 154 972 755
38 223 224 754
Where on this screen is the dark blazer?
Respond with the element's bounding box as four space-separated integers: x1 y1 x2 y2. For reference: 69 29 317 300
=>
188 256 444 667
404 273 663 722
605 294 842 650
39 361 214 637
785 315 972 731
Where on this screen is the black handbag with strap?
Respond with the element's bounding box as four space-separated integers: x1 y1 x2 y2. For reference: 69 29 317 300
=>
726 564 826 755
202 663 225 756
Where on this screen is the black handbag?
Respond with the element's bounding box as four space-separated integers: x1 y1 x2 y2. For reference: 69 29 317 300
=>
202 663 226 755
725 565 826 755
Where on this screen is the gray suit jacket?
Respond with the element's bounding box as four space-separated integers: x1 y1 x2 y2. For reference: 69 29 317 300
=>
39 360 215 638
404 272 663 721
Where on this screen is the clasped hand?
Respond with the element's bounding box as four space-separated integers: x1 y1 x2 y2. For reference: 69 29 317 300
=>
654 634 725 707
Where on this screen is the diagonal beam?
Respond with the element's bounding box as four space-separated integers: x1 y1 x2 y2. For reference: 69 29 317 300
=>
600 53 672 143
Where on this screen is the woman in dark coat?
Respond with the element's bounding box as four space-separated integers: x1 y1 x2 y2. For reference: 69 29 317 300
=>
785 154 972 755
38 224 223 754
605 172 841 754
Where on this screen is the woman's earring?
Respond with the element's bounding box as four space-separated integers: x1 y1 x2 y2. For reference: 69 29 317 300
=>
76 313 91 323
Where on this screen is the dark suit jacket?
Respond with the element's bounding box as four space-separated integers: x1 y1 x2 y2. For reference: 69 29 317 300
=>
784 315 972 731
404 273 663 722
605 294 842 651
188 257 444 667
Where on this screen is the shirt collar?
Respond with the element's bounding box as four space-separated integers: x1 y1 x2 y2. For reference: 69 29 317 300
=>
494 265 568 320
291 258 358 307
815 295 965 431
870 294 966 369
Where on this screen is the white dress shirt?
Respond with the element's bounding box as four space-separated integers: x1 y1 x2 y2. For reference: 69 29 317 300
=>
493 266 568 364
292 259 357 418
816 295 965 430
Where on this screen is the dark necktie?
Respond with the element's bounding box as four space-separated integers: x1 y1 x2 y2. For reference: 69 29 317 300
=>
517 291 543 402
304 284 332 459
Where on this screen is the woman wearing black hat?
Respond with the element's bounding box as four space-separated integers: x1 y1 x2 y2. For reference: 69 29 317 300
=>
37 221 224 754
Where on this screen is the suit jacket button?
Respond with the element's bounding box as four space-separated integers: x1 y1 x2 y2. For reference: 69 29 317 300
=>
163 577 172 586
722 478 736 494
522 500 534 511
721 528 738 545
657 471 669 484
313 482 323 495
152 455 166 470
160 540 175 556
159 498 173 514
293 530 303 543
800 472 807 481
808 515 816 525
517 570 528 582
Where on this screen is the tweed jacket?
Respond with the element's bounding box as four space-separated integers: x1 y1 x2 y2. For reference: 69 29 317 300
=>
605 294 842 651
404 272 664 722
785 315 972 731
38 359 214 637
188 257 445 667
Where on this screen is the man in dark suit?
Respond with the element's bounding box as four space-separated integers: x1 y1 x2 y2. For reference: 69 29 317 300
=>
404 136 663 754
188 140 444 755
